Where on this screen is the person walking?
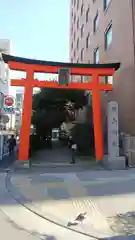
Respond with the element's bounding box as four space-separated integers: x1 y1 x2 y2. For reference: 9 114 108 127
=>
70 137 77 164
7 135 16 156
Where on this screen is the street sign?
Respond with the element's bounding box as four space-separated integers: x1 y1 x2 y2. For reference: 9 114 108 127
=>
2 107 15 114
4 96 14 106
2 95 15 115
58 68 70 86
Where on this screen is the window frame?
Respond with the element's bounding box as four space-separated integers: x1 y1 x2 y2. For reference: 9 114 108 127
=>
74 14 76 24
77 18 79 29
81 24 84 38
94 47 99 64
74 31 76 40
77 0 79 9
81 3 84 16
105 22 112 50
74 49 76 58
86 7 89 23
77 38 79 49
93 12 99 33
86 34 90 49
104 0 111 11
81 48 84 62
71 42 73 49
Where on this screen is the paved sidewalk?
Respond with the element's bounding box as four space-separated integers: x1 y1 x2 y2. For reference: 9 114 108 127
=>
6 168 135 238
0 173 94 240
7 170 114 238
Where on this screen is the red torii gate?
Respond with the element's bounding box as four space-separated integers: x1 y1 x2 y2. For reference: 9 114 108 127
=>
2 54 120 162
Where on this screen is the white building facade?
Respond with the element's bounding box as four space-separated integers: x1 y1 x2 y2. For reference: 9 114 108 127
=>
15 88 24 132
0 39 11 96
0 39 12 130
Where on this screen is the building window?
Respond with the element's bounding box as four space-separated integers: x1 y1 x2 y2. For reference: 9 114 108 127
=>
71 58 73 62
94 47 99 63
105 75 113 84
77 58 79 63
74 50 76 58
93 12 99 33
71 42 73 49
77 0 79 9
77 38 79 49
71 10 73 18
77 18 79 29
81 4 84 15
86 7 89 23
86 34 90 49
81 48 84 62
74 14 76 24
105 22 112 49
74 31 76 40
104 0 111 10
71 26 73 34
81 24 84 38
74 0 76 6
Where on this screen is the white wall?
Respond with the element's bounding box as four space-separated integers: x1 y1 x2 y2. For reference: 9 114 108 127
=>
0 39 11 96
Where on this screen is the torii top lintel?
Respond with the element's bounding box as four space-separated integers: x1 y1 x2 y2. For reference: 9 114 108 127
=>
2 54 120 76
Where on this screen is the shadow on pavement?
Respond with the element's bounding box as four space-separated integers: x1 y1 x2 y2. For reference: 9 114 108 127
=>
85 179 135 197
0 152 17 169
104 236 135 239
3 168 135 204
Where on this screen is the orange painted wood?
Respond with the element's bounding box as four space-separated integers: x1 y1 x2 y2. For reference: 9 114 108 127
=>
92 74 104 161
11 79 113 91
18 68 33 160
9 62 115 76
8 61 116 162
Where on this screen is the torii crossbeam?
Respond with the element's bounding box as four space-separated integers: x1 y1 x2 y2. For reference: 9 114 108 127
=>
2 54 120 162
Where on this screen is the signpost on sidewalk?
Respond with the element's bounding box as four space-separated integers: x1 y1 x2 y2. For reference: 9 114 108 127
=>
2 95 15 114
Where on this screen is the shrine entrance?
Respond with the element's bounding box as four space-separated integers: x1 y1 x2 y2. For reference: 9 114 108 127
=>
2 54 120 161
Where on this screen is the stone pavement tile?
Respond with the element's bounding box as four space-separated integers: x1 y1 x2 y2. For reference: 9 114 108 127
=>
9 168 135 238
76 169 135 183
9 172 113 237
31 175 65 184
2 176 94 240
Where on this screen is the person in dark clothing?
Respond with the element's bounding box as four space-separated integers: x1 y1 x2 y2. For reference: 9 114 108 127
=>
7 135 16 156
69 137 77 164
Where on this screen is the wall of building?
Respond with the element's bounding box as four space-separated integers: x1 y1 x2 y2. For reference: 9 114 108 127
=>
0 39 11 130
100 0 135 135
70 0 135 135
0 39 11 96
